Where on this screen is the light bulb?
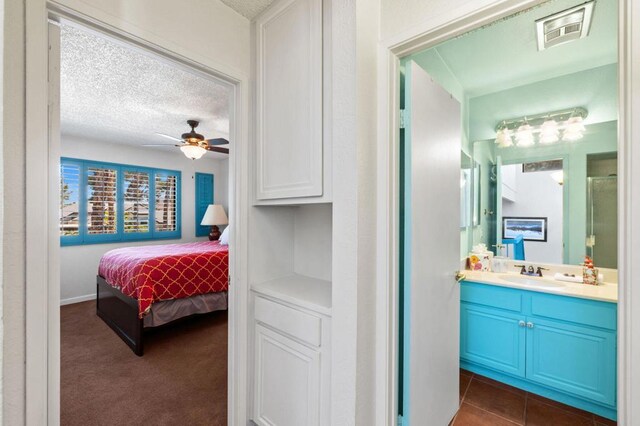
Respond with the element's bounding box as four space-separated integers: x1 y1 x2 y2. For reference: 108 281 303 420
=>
515 124 534 147
562 116 585 141
539 119 559 144
180 144 207 160
495 128 513 147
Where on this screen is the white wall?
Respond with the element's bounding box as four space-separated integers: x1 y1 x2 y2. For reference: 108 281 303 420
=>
294 204 332 281
502 165 563 264
3 0 25 422
0 0 4 421
51 0 250 78
59 135 229 303
381 0 513 42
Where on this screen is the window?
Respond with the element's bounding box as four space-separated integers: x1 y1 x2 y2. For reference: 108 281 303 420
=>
155 172 178 233
60 158 181 245
123 170 150 234
195 173 214 237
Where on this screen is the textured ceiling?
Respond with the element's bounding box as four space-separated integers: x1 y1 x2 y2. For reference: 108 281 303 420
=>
411 0 617 98
60 24 231 159
221 0 275 19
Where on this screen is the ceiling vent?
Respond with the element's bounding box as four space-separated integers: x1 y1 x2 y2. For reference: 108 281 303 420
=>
535 1 595 51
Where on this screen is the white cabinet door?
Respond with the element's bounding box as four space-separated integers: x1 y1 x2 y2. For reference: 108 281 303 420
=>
255 0 323 201
254 324 321 426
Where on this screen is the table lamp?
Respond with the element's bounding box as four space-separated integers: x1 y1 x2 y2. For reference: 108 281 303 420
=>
200 204 228 241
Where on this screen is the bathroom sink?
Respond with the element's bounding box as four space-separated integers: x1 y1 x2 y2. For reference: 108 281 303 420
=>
500 275 566 289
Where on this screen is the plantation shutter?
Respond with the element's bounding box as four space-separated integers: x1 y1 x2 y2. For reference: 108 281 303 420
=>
195 173 214 237
155 172 180 235
123 170 151 235
85 164 118 241
60 160 82 243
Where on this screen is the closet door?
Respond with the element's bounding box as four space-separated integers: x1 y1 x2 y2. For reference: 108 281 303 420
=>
255 0 323 200
402 60 461 425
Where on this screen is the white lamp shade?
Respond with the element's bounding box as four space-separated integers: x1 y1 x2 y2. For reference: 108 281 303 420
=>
200 204 228 226
180 144 207 160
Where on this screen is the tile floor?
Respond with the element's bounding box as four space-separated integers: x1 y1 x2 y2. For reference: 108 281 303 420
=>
452 369 617 426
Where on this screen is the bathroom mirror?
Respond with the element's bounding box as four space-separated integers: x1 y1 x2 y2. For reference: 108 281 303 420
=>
500 159 565 264
469 121 618 268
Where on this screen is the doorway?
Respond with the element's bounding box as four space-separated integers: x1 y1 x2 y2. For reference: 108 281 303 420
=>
24 5 249 423
55 19 234 424
398 0 620 424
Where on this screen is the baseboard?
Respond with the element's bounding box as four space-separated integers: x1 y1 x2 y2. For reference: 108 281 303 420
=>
60 293 96 306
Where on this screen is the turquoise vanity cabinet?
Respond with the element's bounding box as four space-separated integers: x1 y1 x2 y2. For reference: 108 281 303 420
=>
460 281 617 421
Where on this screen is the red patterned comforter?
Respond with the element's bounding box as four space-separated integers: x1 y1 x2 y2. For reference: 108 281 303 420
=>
98 241 229 318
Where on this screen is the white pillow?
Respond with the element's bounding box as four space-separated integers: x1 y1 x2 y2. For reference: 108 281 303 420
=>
219 226 229 245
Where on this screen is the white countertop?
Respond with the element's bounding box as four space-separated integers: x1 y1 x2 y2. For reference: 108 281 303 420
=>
463 270 618 303
251 274 332 315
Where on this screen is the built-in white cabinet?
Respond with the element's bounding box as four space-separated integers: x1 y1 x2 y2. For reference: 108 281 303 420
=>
251 276 331 426
254 0 331 204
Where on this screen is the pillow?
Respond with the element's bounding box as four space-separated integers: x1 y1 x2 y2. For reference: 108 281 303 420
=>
219 226 229 245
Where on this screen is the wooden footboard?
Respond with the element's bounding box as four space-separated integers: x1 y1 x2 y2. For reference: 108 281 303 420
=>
96 276 144 356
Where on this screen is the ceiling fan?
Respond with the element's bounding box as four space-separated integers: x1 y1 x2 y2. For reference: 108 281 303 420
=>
143 120 229 160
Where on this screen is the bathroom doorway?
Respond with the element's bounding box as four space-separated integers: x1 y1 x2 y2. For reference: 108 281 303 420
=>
398 0 620 424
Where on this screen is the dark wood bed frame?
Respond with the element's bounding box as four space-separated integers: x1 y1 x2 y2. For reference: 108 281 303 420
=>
96 275 145 356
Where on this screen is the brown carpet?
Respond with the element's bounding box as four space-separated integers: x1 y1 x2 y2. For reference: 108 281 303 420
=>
61 301 228 426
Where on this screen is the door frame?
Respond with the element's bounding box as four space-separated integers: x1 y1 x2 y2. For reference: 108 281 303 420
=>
25 1 250 425
374 0 640 425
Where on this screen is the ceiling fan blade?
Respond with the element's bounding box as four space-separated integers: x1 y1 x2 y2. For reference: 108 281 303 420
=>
142 144 182 147
204 138 230 146
205 146 229 154
155 132 183 142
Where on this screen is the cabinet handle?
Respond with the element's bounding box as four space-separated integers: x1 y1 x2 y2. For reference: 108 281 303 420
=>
518 320 526 327
526 322 534 329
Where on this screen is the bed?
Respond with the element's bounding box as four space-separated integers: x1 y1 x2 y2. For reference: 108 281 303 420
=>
96 240 229 356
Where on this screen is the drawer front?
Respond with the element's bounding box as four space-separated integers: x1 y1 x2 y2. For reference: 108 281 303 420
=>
530 293 617 330
461 281 523 312
255 296 322 347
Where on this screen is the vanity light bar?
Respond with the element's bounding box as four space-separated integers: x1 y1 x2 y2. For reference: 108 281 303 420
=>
495 107 588 147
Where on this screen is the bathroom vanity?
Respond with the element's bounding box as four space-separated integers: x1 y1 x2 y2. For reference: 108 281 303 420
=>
460 272 617 420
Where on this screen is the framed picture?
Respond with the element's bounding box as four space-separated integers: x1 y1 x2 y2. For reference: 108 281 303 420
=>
502 217 548 242
522 159 563 173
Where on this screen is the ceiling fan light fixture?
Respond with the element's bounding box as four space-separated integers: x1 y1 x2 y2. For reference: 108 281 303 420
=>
180 144 207 160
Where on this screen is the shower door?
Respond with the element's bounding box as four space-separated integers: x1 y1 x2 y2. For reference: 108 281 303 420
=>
587 176 617 269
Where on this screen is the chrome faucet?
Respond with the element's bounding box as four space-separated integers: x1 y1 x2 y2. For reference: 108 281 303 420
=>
514 265 549 277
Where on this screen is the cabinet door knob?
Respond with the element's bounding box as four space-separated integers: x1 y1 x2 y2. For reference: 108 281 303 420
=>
527 322 534 328
518 320 526 327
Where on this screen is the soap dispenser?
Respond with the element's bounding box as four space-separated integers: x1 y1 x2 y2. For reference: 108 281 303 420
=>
493 244 508 273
